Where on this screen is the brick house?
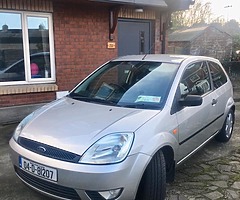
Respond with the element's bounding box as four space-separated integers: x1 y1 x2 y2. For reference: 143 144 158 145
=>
0 0 194 124
168 25 233 61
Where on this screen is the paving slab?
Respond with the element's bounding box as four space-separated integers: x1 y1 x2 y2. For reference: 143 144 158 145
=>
1 103 240 199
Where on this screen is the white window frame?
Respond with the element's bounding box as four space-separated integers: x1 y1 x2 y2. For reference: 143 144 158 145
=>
0 10 55 86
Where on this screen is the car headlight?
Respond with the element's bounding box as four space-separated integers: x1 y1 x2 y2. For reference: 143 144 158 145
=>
80 132 134 164
13 113 34 142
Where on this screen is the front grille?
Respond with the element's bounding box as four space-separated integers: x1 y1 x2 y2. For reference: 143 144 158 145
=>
18 137 81 163
15 166 81 200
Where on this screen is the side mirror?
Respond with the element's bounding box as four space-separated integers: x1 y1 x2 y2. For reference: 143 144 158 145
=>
179 95 202 107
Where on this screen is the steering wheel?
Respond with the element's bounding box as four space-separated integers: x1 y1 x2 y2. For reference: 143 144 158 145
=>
110 83 126 92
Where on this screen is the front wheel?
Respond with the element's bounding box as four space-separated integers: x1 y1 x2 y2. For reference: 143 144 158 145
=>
136 150 166 200
215 109 234 142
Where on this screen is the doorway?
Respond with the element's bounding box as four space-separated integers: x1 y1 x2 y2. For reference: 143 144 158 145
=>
118 19 152 56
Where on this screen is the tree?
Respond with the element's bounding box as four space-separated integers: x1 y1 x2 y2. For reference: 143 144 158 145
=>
223 19 240 36
211 16 226 25
231 34 240 61
171 0 212 28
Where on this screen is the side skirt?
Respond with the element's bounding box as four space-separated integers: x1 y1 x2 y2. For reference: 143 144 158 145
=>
176 130 219 166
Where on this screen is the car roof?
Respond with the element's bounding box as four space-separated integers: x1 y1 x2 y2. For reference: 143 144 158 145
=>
112 54 218 64
2 52 49 73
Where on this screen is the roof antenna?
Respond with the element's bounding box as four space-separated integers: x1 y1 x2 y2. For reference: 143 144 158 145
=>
142 43 155 60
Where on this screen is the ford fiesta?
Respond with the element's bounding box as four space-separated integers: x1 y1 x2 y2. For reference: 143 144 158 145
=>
9 54 235 200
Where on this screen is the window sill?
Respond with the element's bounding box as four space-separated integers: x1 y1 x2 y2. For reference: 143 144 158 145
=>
0 84 58 95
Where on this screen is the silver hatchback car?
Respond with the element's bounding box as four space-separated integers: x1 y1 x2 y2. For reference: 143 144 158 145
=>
10 54 235 200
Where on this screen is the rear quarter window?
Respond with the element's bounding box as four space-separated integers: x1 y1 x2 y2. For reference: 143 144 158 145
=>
208 61 227 89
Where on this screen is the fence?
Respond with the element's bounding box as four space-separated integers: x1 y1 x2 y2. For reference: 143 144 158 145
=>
222 61 240 101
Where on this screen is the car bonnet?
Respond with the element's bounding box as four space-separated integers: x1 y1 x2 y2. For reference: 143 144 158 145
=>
19 97 159 156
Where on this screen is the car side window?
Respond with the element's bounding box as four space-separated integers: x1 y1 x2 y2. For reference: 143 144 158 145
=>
180 62 211 97
208 61 227 89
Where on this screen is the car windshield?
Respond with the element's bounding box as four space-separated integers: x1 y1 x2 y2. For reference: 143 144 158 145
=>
69 61 179 109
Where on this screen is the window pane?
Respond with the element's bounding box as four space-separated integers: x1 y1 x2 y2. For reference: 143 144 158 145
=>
0 13 25 81
208 61 227 89
180 62 211 96
72 61 179 109
27 16 51 78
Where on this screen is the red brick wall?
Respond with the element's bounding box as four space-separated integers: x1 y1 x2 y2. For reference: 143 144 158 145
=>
0 1 118 107
1 1 167 108
0 92 55 107
53 2 118 91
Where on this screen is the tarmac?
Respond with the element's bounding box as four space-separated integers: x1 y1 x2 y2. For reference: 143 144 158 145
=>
0 104 240 200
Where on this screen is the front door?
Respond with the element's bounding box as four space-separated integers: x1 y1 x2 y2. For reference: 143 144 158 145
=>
176 61 215 162
118 19 151 56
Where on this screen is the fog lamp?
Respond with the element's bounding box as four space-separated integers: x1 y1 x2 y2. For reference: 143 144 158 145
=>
98 188 122 199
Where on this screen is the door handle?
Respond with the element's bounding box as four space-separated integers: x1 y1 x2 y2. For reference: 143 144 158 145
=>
139 31 145 54
212 99 218 106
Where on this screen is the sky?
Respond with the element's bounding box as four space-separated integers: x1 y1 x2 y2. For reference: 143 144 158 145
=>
0 1 239 29
202 0 240 21
0 13 48 30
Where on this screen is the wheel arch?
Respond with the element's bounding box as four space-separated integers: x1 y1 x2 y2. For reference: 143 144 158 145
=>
135 132 178 183
161 145 175 183
225 97 235 116
135 145 176 200
231 104 235 115
138 144 176 186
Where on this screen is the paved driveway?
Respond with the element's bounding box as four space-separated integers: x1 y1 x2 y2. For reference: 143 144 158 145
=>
0 124 51 200
167 104 240 199
1 104 240 200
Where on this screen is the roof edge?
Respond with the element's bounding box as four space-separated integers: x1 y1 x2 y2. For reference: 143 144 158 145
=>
88 0 168 7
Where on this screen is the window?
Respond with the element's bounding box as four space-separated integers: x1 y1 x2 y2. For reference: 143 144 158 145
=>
208 61 227 89
180 62 211 97
0 11 55 85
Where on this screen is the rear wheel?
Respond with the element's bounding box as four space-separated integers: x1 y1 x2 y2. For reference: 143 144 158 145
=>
136 150 166 200
215 109 234 142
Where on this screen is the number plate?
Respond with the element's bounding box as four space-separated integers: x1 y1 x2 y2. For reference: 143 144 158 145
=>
19 157 57 182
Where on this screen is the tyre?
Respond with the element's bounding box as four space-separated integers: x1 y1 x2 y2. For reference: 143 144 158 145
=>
136 150 166 200
215 109 234 142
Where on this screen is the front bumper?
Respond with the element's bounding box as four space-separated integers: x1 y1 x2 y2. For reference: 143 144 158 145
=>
9 138 150 200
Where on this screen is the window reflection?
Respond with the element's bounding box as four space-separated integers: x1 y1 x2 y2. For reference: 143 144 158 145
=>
0 12 25 81
180 62 211 97
0 13 52 82
28 16 51 79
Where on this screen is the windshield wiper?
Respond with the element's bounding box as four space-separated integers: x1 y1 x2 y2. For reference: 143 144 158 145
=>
67 93 85 99
68 94 116 106
119 103 160 109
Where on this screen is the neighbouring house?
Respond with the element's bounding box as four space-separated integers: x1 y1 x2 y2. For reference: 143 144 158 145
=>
0 0 194 124
167 25 233 61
